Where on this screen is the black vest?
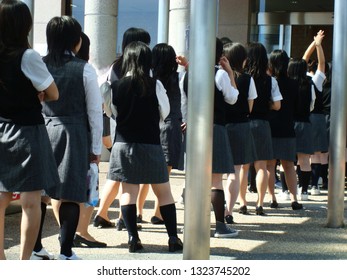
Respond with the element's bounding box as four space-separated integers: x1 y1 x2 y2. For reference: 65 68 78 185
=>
112 77 161 144
250 75 272 120
225 73 251 123
0 50 44 125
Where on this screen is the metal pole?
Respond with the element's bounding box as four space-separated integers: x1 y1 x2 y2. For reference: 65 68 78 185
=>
183 0 217 260
157 0 169 43
22 0 34 47
327 0 346 228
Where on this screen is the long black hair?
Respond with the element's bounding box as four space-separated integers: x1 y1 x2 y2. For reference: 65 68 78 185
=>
223 42 247 76
288 58 310 89
152 43 178 93
44 16 82 67
244 42 269 79
121 41 154 97
113 27 151 78
269 49 290 79
0 0 32 58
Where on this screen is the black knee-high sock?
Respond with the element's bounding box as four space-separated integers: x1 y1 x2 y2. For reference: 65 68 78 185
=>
59 202 79 256
211 189 225 223
300 171 311 193
121 204 138 240
33 202 47 252
296 165 302 187
280 171 288 192
311 163 321 187
160 204 178 238
320 164 328 184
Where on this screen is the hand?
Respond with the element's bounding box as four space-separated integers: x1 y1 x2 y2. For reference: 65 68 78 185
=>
181 122 187 134
314 30 325 46
37 92 45 102
219 56 233 74
176 55 189 68
90 153 101 165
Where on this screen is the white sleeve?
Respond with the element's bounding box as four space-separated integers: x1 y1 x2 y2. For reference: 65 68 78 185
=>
21 49 54 91
270 77 283 102
156 80 170 122
312 70 326 92
179 71 188 123
83 63 103 155
248 77 258 100
215 69 239 105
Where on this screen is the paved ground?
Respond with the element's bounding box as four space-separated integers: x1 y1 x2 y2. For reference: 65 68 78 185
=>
3 162 347 260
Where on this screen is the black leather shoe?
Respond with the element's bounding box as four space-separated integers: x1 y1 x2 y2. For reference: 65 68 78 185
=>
238 205 248 215
256 206 266 215
291 201 303 210
151 216 164 224
93 215 115 228
116 218 142 231
270 200 279 208
128 236 143 253
168 236 183 252
225 215 234 224
73 234 107 248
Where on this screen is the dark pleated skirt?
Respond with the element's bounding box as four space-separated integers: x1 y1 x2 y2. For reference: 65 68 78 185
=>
250 119 274 161
225 122 256 165
0 122 60 193
294 121 314 155
160 119 183 169
108 142 169 184
272 137 297 162
309 113 329 152
44 117 90 203
212 124 234 174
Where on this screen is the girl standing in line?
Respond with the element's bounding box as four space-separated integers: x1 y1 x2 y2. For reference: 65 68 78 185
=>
42 16 103 260
243 42 282 215
288 30 326 201
108 41 183 252
267 49 303 210
0 0 59 260
222 42 257 223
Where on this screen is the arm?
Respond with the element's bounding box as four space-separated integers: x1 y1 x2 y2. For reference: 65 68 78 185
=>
84 63 103 163
219 56 237 88
156 80 170 121
42 82 59 101
270 77 282 111
314 30 325 73
248 77 257 113
176 55 189 71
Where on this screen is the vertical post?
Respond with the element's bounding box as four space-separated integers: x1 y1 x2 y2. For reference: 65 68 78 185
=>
183 0 217 260
327 0 346 228
158 0 169 43
21 0 34 46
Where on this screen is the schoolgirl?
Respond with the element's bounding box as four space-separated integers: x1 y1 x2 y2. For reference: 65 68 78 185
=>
0 0 59 260
267 49 303 210
108 41 183 252
288 30 326 200
244 42 283 215
222 42 257 223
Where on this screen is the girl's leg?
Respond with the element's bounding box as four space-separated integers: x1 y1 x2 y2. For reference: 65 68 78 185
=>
254 160 268 213
137 184 149 221
238 164 249 209
224 165 241 221
297 153 312 198
19 190 41 260
267 159 277 205
0 192 12 260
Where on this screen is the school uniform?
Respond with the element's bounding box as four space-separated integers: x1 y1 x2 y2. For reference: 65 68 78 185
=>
108 77 170 184
0 49 59 193
308 71 328 152
225 73 257 165
268 76 299 162
250 75 283 161
42 55 103 203
159 72 183 169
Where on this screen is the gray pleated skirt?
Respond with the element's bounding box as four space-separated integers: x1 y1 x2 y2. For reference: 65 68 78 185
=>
108 142 169 184
44 117 90 203
0 122 60 193
294 121 314 155
309 113 329 152
212 124 234 174
160 119 183 169
225 122 256 165
250 119 274 161
272 137 297 162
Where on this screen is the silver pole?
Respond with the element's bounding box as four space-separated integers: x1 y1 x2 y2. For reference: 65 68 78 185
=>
183 0 217 260
21 0 34 47
157 0 169 43
327 0 346 228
